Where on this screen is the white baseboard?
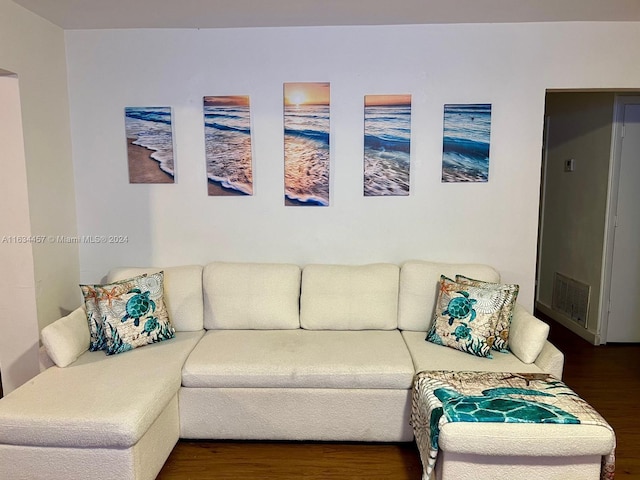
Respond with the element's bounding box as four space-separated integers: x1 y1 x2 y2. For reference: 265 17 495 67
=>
535 302 600 345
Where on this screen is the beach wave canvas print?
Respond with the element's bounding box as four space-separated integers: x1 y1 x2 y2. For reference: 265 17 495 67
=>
364 94 412 196
284 82 330 206
203 95 254 196
442 104 492 183
125 106 175 184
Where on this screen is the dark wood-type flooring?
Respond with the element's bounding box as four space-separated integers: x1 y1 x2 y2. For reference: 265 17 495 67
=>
158 316 640 479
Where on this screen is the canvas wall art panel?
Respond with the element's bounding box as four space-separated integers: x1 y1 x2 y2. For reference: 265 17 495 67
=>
125 106 175 183
441 103 492 183
363 94 412 196
283 82 330 206
203 95 254 196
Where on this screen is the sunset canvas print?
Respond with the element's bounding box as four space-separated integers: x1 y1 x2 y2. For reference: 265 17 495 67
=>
283 82 330 206
203 95 253 196
441 103 492 183
363 94 411 196
125 106 175 184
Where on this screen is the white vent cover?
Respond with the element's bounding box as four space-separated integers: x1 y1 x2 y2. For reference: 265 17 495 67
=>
552 272 590 328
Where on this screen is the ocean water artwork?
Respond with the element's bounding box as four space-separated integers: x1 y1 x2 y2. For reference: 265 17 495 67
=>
284 82 330 206
441 104 492 183
203 96 253 196
363 94 412 196
124 106 175 184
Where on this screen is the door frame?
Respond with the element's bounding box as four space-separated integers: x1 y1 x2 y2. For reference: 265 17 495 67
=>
599 95 640 344
535 114 551 305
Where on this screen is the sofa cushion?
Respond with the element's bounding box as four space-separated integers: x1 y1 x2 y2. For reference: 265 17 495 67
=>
108 265 204 332
509 304 550 363
455 274 519 352
300 263 399 330
203 262 301 330
81 274 147 352
439 422 615 457
425 276 503 358
402 331 543 374
398 260 500 331
0 331 203 449
80 282 109 351
40 306 90 368
182 329 415 389
88 272 175 355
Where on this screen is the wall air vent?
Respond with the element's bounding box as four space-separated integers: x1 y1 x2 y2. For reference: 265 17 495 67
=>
551 272 590 328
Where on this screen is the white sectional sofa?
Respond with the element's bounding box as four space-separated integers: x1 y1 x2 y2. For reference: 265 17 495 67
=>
0 260 565 480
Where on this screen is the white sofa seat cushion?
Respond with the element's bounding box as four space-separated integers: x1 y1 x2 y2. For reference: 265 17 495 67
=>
108 265 204 331
203 262 301 329
402 331 543 374
300 263 399 330
0 331 203 449
439 422 615 457
398 260 500 331
182 330 415 389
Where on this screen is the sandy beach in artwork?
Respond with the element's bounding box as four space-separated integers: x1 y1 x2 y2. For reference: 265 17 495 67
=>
127 138 174 184
207 178 246 196
203 97 254 196
283 82 330 207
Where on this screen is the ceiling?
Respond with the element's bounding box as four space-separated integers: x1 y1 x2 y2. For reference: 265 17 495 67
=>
12 0 640 30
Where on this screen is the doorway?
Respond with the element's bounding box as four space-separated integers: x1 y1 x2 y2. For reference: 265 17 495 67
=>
536 91 640 345
604 96 640 342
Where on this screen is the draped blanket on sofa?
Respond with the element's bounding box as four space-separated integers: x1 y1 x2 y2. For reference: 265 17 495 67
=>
410 370 615 480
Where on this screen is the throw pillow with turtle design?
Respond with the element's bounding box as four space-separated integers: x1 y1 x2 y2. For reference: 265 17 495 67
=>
426 275 504 358
83 271 175 355
455 274 519 353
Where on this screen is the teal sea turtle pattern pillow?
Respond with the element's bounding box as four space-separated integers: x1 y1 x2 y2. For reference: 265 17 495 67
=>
81 272 174 355
80 277 137 352
81 274 154 351
455 274 519 353
80 283 106 351
426 275 506 358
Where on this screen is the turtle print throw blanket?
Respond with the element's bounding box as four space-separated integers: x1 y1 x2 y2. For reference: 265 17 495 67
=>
410 371 616 480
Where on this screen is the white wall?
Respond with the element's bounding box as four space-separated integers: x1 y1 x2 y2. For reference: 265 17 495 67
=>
0 0 78 392
66 22 640 310
538 92 616 339
0 75 40 392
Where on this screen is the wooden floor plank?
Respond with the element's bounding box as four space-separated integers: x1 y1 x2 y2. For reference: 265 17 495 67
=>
158 317 640 479
158 441 423 479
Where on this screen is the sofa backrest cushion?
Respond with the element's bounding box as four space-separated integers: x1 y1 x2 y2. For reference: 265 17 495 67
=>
300 263 399 330
398 260 500 331
203 262 301 329
107 265 203 331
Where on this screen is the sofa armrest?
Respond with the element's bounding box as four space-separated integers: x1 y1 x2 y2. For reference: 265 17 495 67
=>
534 340 565 380
509 304 550 364
40 306 90 368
